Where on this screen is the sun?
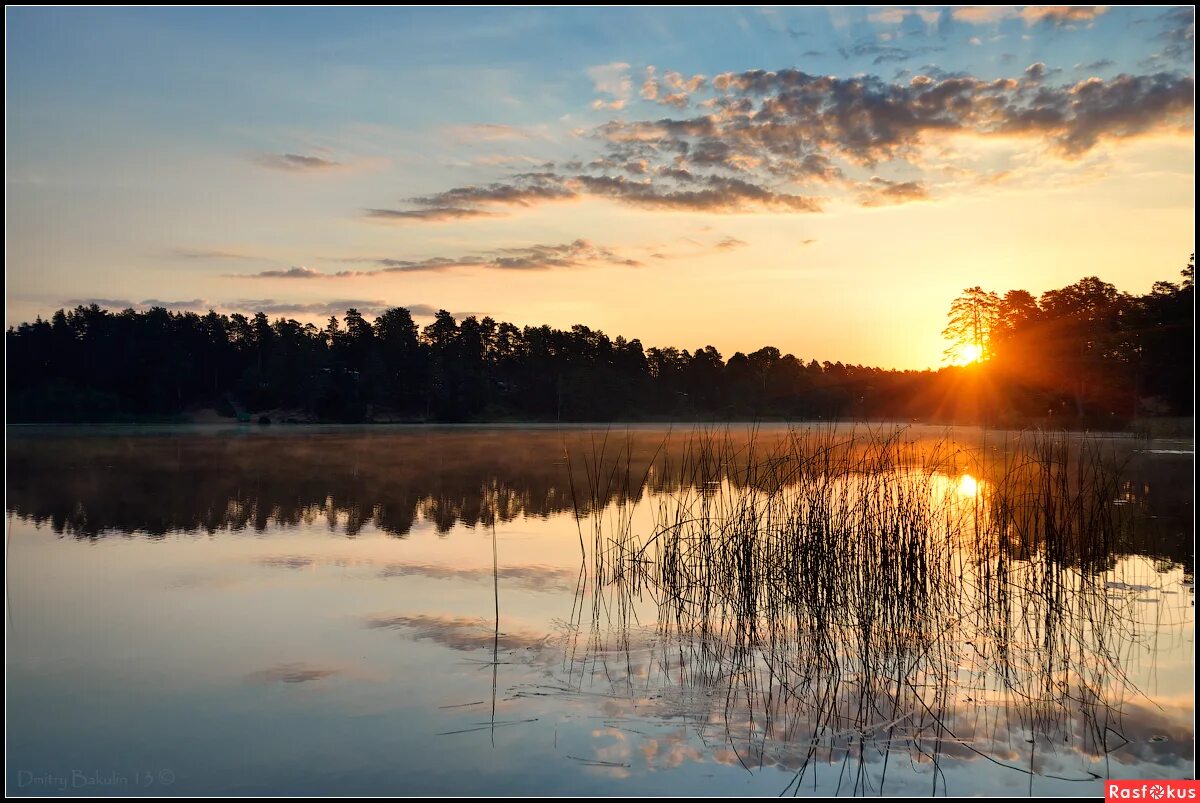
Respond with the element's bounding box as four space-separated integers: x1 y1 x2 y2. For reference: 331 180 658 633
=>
953 343 984 365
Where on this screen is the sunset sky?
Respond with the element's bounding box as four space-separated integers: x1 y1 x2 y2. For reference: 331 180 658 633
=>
5 6 1194 369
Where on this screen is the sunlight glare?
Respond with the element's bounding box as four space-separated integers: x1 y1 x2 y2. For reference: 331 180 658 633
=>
954 343 984 365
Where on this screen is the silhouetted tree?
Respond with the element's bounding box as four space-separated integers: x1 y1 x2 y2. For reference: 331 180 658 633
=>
942 286 1001 362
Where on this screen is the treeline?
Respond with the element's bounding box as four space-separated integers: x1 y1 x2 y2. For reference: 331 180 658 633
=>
977 258 1193 421
5 261 1193 425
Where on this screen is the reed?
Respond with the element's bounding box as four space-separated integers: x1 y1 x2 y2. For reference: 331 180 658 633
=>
563 424 1150 793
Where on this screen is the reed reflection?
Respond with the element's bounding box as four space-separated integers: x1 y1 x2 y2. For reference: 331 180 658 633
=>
539 427 1193 792
5 426 1192 577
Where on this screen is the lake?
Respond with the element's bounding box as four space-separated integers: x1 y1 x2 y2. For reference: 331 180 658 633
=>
5 424 1194 796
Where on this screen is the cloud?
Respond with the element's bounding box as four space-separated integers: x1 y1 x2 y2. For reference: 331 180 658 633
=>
875 8 939 26
365 206 498 222
169 248 257 261
1079 59 1115 72
1023 62 1063 84
838 41 945 65
1054 72 1194 154
399 304 456 318
240 267 325 279
246 664 341 684
1155 7 1194 62
953 6 1109 27
1020 6 1109 27
226 298 399 317
573 174 820 212
952 6 1015 24
588 61 633 109
65 297 137 310
58 298 471 321
652 70 706 109
638 67 1193 165
640 66 659 100
592 98 627 111
377 562 578 591
139 298 209 310
714 236 747 250
254 152 342 171
413 173 579 208
445 123 539 142
368 65 1192 225
364 613 551 652
383 170 820 218
65 298 211 312
857 177 930 206
231 240 642 279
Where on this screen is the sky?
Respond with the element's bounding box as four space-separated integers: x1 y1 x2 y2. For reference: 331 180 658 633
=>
5 6 1195 369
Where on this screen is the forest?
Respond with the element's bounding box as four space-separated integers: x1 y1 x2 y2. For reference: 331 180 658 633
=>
5 258 1193 426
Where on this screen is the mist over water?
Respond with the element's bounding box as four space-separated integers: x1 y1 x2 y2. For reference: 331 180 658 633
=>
5 424 1194 796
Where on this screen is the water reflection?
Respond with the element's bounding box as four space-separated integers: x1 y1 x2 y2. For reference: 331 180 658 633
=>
4 424 1193 796
5 426 1193 574
549 429 1192 793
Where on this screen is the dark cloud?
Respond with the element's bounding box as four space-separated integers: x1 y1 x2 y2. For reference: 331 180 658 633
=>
232 240 642 279
232 300 483 320
1155 7 1195 61
575 173 820 212
226 298 398 317
636 67 1194 166
385 170 819 218
413 174 577 208
254 153 342 172
65 298 210 311
140 298 209 310
857 177 929 206
241 267 325 279
1054 72 1194 153
1024 62 1065 84
365 207 497 222
838 41 945 66
60 298 465 321
1079 59 1116 72
373 65 1191 224
714 236 747 249
65 297 136 310
766 153 844 183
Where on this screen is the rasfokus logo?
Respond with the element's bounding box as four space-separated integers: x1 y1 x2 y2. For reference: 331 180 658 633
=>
1107 781 1199 800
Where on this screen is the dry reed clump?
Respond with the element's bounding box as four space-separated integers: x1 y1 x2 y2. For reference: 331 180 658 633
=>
565 425 1144 793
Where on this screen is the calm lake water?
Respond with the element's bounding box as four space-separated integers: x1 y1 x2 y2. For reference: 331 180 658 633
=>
5 424 1194 796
